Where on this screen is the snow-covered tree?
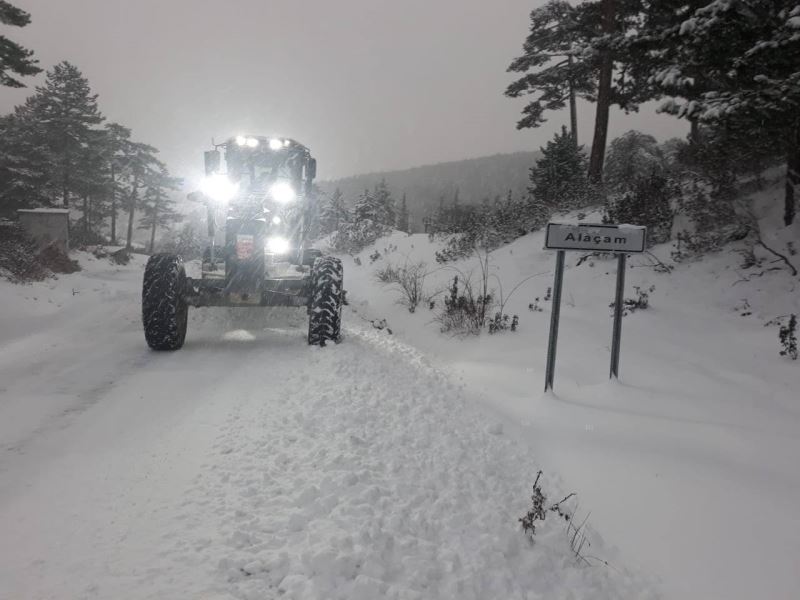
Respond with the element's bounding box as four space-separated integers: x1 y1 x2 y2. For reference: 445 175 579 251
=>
396 193 410 232
22 62 105 207
354 188 380 225
319 187 349 235
0 1 41 87
529 126 591 211
604 130 666 192
123 141 160 250
138 164 182 253
0 108 53 213
508 0 655 181
101 123 135 244
649 0 800 224
373 179 395 227
605 170 675 245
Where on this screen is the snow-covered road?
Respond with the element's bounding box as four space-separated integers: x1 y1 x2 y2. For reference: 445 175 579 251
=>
0 256 647 599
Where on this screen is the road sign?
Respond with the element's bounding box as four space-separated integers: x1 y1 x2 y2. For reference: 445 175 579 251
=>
542 222 648 392
545 223 646 253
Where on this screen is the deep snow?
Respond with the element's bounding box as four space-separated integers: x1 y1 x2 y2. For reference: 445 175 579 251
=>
0 252 651 598
337 185 800 600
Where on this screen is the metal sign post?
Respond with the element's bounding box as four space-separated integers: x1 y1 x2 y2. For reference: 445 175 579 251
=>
542 223 646 391
544 250 565 392
609 253 627 379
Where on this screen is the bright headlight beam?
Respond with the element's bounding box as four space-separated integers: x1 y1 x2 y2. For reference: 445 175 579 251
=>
200 174 239 203
270 182 296 204
268 138 283 151
272 215 281 225
246 137 259 148
267 236 290 254
235 135 247 146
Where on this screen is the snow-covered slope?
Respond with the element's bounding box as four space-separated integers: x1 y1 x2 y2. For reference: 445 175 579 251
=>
338 184 800 600
0 253 652 598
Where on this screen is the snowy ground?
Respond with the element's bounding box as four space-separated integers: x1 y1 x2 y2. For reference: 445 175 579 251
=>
0 252 650 598
339 185 800 600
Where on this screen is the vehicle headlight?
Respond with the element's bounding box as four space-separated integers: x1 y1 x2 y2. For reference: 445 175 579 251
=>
236 136 259 147
200 174 239 203
270 182 296 204
268 138 283 151
267 236 290 254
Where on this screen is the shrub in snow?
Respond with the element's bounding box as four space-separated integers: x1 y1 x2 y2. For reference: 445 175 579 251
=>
520 472 597 563
431 190 546 263
519 471 574 540
437 275 491 335
779 314 798 360
0 222 49 282
330 219 386 254
610 285 655 316
487 312 518 334
374 260 429 313
670 177 751 261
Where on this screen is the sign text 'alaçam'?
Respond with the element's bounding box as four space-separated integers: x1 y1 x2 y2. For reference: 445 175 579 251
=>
545 223 646 253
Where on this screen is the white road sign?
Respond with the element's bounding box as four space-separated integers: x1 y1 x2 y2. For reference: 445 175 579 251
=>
545 223 646 253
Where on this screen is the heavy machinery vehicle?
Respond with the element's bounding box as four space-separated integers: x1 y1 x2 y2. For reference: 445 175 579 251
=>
141 135 343 350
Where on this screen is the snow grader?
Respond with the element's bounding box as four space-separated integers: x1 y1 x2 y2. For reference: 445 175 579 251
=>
141 135 343 350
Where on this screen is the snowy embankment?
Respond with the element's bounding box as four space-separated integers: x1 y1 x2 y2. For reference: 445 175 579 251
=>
336 184 800 600
0 252 650 598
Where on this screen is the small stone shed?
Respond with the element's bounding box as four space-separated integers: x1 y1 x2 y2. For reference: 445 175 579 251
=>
17 209 70 253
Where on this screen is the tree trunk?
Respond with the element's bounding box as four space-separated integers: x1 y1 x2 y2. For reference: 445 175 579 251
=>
82 194 89 238
568 55 578 146
62 144 70 207
588 0 615 183
110 164 117 245
689 117 701 146
785 123 800 227
149 199 158 254
126 181 137 251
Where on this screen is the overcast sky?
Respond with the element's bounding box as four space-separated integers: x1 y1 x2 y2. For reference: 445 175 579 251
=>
2 0 685 185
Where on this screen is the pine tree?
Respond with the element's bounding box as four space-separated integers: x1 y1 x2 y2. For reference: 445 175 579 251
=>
505 0 594 141
508 0 653 180
73 127 113 243
22 62 104 207
123 141 160 250
647 0 800 225
0 108 53 213
0 1 41 87
396 193 410 232
354 188 379 224
373 179 395 227
529 126 591 211
138 164 182 253
101 123 135 244
319 187 349 234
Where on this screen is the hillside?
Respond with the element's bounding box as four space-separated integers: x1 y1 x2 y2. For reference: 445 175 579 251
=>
333 179 800 600
318 151 539 231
